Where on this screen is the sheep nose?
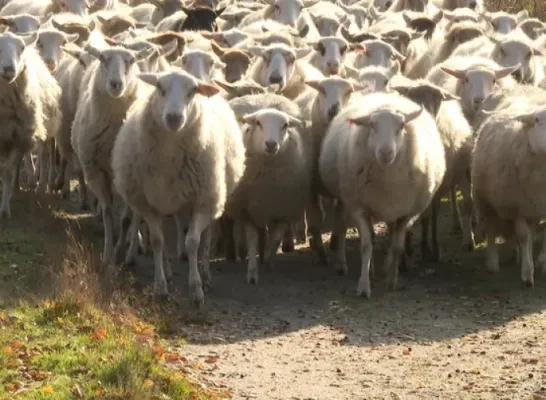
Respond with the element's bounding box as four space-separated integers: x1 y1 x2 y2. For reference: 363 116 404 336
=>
109 80 123 91
44 60 57 71
328 103 340 121
269 74 283 84
165 113 183 130
327 61 339 73
385 0 392 7
2 65 14 77
265 140 279 153
379 148 394 162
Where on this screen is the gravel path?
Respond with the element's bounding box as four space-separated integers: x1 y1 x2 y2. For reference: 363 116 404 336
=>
129 212 546 400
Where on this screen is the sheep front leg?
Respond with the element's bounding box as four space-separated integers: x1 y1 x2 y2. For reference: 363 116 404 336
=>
332 201 348 275
55 156 71 199
144 214 169 302
23 153 36 190
458 176 476 251
264 222 284 269
281 224 295 253
185 212 212 308
36 142 48 194
1 150 23 219
245 223 260 284
515 219 534 287
430 199 441 262
352 209 373 299
385 218 410 291
124 211 141 266
174 214 187 260
198 224 213 290
88 176 114 266
306 195 327 266
114 204 131 265
484 222 499 273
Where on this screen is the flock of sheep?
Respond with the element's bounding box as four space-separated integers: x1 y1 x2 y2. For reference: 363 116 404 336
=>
0 0 545 309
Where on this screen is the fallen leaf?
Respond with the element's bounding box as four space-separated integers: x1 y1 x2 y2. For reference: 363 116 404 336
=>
152 346 165 358
403 348 411 356
192 362 201 370
96 388 104 397
144 379 154 388
42 385 55 393
2 346 13 356
5 383 19 392
165 352 180 362
470 368 481 375
10 340 22 349
205 356 218 364
523 358 539 365
89 329 107 342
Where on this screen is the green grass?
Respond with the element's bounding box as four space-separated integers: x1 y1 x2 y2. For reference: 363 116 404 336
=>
0 192 222 400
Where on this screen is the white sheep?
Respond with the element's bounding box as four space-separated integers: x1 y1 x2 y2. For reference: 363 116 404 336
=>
0 13 48 33
112 68 245 306
71 44 155 265
240 0 318 29
173 48 226 83
305 35 354 77
0 0 89 17
471 103 546 287
345 38 405 70
318 92 446 298
0 32 56 217
482 10 529 35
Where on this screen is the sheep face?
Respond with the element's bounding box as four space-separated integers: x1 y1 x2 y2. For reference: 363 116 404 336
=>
242 109 303 155
0 32 37 83
402 0 428 12
374 0 393 12
446 24 484 49
54 0 89 15
87 46 155 98
358 69 391 93
516 109 546 153
493 39 542 83
248 44 312 89
36 30 79 73
180 6 226 32
311 37 349 76
443 9 479 26
313 16 344 37
138 69 220 133
441 65 518 111
354 40 405 69
519 19 545 40
221 51 251 83
306 77 356 122
391 83 460 117
176 49 225 83
0 14 43 34
484 12 517 35
350 107 422 165
263 0 318 28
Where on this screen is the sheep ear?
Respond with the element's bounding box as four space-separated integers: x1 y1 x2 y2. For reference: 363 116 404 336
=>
440 90 460 101
242 111 259 124
390 85 409 96
215 7 226 17
298 24 309 38
181 7 191 15
443 10 454 21
247 45 265 58
350 43 366 54
495 63 520 78
21 32 38 47
215 59 227 69
440 66 467 80
288 115 304 128
404 106 423 123
516 112 536 125
411 30 426 40
135 46 156 61
516 9 529 22
61 45 84 60
388 45 405 62
533 47 543 56
305 80 321 91
212 79 236 93
138 73 159 87
295 47 312 59
402 12 412 26
197 82 220 97
302 0 319 7
159 39 178 58
65 33 80 43
432 9 443 23
210 41 226 57
41 12 54 24
349 115 371 126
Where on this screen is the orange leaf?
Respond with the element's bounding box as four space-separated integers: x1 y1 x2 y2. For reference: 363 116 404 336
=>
152 345 165 358
42 385 55 393
89 329 107 342
205 356 218 364
2 346 13 356
5 383 19 392
96 388 104 397
10 341 22 349
144 379 154 388
165 352 180 362
403 348 411 356
192 362 201 370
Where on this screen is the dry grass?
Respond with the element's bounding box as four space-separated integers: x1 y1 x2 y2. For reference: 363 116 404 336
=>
486 0 546 19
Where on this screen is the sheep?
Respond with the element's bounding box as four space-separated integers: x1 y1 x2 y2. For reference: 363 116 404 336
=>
318 92 446 298
335 2 369 29
240 0 318 29
116 38 178 72
0 13 46 34
71 44 155 266
94 12 148 38
226 98 320 283
0 32 57 218
0 0 89 17
518 17 544 40
346 62 400 93
173 47 225 82
386 0 429 12
392 81 475 261
305 36 354 77
179 5 226 32
432 0 483 13
112 68 245 307
402 10 442 40
427 56 518 125
345 38 405 70
149 0 185 25
137 30 187 63
210 42 251 82
35 28 79 73
51 15 95 46
245 43 322 100
201 28 249 47
214 78 279 100
482 10 529 35
471 103 546 287
406 21 485 79
452 30 545 86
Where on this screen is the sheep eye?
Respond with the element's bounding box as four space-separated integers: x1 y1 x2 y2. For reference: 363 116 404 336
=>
384 79 389 86
535 117 539 123
157 83 166 96
464 77 469 83
282 123 288 130
256 121 262 129
493 78 496 84
340 46 347 54
527 51 533 58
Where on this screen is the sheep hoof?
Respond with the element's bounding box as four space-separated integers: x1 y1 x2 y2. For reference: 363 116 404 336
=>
356 283 371 299
523 279 534 288
247 272 259 284
0 209 10 220
334 264 348 276
189 285 205 308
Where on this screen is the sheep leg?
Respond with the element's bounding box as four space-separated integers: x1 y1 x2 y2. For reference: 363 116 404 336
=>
450 188 463 234
124 211 141 266
88 176 115 266
306 196 327 266
458 177 476 251
420 209 434 261
185 212 211 307
47 139 56 193
258 226 266 265
294 212 307 244
352 209 373 299
536 227 546 274
234 219 247 261
55 156 70 198
12 157 21 194
220 215 236 262
77 168 90 211
174 214 187 260
332 201 348 275
23 153 36 190
515 219 534 287
114 204 131 265
385 218 410 291
485 223 499 273
144 214 169 302
198 224 213 290
245 223 260 284
281 224 295 253
0 150 23 219
36 142 48 194
263 222 284 270
140 223 151 255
